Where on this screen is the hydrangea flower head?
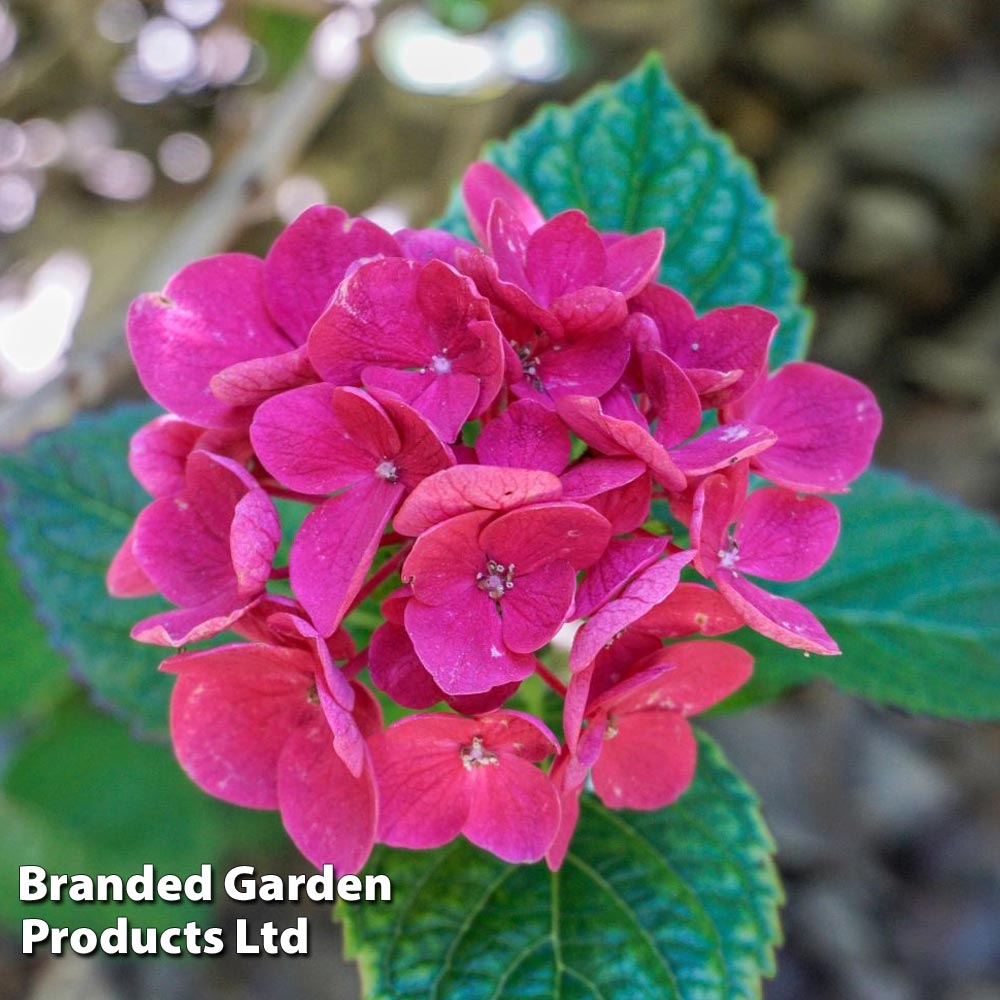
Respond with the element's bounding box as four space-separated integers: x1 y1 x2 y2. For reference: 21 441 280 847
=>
111 160 881 873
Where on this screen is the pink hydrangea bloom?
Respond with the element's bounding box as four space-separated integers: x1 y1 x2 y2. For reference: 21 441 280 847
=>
111 157 881 872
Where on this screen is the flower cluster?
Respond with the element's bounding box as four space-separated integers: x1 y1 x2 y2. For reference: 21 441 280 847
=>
109 163 881 873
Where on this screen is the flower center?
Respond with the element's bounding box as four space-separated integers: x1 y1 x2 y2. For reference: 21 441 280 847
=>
461 735 499 770
717 536 739 570
430 353 452 374
476 560 515 600
375 459 398 482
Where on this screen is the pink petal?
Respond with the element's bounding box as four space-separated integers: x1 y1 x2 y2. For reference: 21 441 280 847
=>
369 621 444 709
575 535 669 620
475 398 570 474
735 488 840 582
107 527 157 597
500 560 576 653
716 570 840 654
263 205 400 345
131 594 250 646
592 711 697 810
479 501 612 574
642 351 702 449
165 643 314 808
525 210 606 306
127 254 290 428
462 162 545 246
669 422 776 477
690 470 746 576
463 753 560 863
559 456 646 501
290 477 403 636
745 362 882 493
603 229 665 298
635 582 744 638
404 597 535 695
401 508 493 606
569 550 694 672
545 752 583 871
549 286 627 337
394 465 561 537
211 345 316 407
370 715 474 849
129 416 202 498
556 395 686 492
230 488 281 597
393 227 476 265
277 720 377 874
373 391 455 487
478 710 560 759
362 365 480 443
585 468 653 534
252 384 396 495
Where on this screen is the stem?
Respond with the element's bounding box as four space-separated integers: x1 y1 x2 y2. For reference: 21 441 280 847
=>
269 565 290 580
342 648 369 681
534 660 567 697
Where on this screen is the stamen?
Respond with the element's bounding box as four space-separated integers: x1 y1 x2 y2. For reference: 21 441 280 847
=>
375 459 398 482
476 559 515 600
461 735 499 770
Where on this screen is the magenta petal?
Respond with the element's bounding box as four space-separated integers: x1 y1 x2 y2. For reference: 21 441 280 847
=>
393 227 475 265
131 594 249 646
626 640 753 717
480 501 612 574
462 162 545 246
277 721 377 874
716 570 839 654
263 205 401 345
463 754 560 863
475 398 570 475
211 345 315 407
127 254 290 428
230 489 281 596
575 535 669 620
500 561 576 653
402 509 492 606
166 643 314 808
370 715 473 849
592 711 697 810
252 384 396 494
545 753 583 871
603 229 665 298
563 663 593 756
549 286 627 337
107 527 157 597
735 488 840 582
129 416 202 498
560 456 646 501
669 422 776 477
404 597 534 695
526 211 606 305
747 362 882 493
394 465 562 537
478 710 560 759
642 351 702 448
363 365 479 443
514 325 630 403
373 392 455 487
569 550 694 672
369 621 445 709
636 582 744 638
557 395 686 493
690 472 743 577
290 478 402 636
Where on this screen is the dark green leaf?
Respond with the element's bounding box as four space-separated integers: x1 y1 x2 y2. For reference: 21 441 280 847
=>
341 731 781 1000
0 404 173 737
723 468 1000 718
436 54 810 367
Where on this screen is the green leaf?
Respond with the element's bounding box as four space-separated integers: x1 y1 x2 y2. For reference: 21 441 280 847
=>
0 520 73 722
436 53 810 367
341 731 781 1000
0 694 285 932
723 468 1000 718
0 403 174 737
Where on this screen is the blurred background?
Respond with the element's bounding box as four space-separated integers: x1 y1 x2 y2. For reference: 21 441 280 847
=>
0 0 998 998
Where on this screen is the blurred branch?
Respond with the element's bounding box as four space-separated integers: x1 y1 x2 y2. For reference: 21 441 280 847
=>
0 48 353 448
